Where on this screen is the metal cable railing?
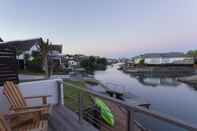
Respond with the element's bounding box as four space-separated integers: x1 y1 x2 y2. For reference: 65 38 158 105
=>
63 82 197 131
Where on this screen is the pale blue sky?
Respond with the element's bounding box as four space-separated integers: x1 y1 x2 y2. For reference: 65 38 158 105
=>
0 0 197 58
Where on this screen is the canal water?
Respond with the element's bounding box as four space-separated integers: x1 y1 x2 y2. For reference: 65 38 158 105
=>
94 64 197 131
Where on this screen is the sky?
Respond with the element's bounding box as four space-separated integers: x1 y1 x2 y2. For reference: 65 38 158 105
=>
0 0 197 58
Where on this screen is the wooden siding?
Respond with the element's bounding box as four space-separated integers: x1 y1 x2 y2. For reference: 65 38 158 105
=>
0 45 18 86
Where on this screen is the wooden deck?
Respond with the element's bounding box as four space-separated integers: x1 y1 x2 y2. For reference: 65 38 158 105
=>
48 105 98 131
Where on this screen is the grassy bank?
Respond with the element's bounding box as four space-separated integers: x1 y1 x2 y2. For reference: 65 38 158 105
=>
63 80 94 112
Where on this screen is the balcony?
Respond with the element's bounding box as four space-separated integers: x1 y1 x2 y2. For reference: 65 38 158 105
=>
0 79 98 131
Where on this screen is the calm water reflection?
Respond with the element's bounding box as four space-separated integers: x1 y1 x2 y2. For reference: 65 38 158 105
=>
94 65 197 131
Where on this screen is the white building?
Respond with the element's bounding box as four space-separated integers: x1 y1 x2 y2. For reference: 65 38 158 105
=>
134 53 194 65
0 38 63 69
68 60 79 67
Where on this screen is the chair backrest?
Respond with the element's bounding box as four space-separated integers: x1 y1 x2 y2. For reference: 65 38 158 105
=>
0 113 11 131
3 81 27 110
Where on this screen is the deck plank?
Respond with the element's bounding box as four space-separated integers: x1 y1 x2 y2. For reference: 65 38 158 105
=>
48 105 98 131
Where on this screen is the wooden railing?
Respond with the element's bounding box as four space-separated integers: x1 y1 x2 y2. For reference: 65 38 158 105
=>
64 82 197 131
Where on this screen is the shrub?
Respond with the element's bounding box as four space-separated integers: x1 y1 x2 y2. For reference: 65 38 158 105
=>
27 57 43 73
80 56 107 73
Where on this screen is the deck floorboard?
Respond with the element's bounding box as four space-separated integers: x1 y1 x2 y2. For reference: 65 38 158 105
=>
48 105 98 131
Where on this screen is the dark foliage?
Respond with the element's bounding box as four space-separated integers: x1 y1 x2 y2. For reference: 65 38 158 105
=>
80 56 107 73
187 50 197 57
0 37 3 42
26 51 43 72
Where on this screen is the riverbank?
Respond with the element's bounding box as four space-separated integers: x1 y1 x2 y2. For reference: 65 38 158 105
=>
123 66 195 78
124 66 195 73
178 75 197 85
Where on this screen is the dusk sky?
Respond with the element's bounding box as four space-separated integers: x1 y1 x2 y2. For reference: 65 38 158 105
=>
0 0 197 58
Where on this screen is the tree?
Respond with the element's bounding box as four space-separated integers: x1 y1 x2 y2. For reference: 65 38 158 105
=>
187 50 197 57
32 51 40 58
97 57 107 65
37 39 50 78
80 56 107 73
16 49 23 57
0 37 3 42
24 53 30 69
48 49 57 77
138 59 145 65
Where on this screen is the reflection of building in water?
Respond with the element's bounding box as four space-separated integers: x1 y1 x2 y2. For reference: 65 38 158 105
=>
135 76 180 87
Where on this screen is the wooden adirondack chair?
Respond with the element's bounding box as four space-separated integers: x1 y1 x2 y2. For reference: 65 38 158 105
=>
3 81 52 117
0 110 48 131
0 113 11 131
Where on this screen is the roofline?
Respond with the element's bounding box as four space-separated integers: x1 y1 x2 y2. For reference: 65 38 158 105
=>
0 37 43 44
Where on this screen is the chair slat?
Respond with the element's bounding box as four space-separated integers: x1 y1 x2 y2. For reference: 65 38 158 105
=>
4 81 27 110
4 83 18 109
4 83 20 109
8 81 26 107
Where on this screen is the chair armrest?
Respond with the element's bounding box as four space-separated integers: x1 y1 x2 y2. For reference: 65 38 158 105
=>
12 105 53 116
5 109 42 119
12 105 50 111
24 95 52 104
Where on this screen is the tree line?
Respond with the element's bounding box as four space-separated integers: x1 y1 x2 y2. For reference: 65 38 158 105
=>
80 56 108 73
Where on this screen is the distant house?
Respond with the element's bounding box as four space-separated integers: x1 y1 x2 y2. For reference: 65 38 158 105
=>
124 59 135 68
68 60 79 68
134 52 194 65
62 54 84 69
0 38 42 69
107 58 118 64
48 44 63 65
0 38 63 69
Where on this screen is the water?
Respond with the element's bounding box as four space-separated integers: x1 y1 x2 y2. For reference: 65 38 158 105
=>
94 64 197 131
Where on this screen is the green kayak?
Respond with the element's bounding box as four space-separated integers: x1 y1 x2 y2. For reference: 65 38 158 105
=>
95 98 115 127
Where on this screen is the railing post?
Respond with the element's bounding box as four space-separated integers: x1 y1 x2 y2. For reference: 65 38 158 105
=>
128 110 135 131
79 92 83 124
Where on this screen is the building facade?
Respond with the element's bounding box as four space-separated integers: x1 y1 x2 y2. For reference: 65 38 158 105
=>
134 52 194 65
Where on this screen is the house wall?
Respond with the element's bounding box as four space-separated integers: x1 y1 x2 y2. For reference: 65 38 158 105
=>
0 79 64 113
68 60 78 67
144 57 194 65
145 58 162 64
17 45 38 60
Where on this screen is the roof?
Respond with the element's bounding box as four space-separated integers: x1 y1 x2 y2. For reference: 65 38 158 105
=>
134 52 187 59
0 38 42 52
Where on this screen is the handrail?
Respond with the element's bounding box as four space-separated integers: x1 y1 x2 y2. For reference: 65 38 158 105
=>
64 82 197 131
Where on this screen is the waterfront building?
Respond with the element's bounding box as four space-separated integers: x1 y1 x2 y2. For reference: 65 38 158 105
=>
133 52 194 65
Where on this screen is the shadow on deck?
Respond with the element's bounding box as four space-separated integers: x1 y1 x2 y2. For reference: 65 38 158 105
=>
48 105 98 131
